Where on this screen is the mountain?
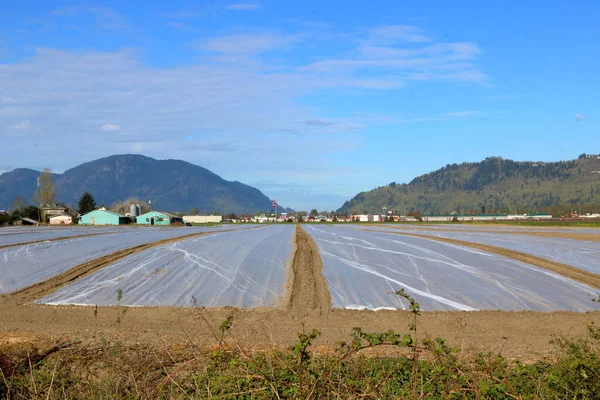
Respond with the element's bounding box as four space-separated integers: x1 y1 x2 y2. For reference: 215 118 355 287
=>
0 154 292 214
338 155 600 215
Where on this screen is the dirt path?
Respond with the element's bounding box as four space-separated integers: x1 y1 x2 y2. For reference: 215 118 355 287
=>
283 225 332 316
362 224 600 242
374 230 600 290
0 232 111 250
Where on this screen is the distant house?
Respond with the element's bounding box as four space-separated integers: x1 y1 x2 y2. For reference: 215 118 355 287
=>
41 203 68 220
19 217 39 226
49 215 73 225
136 211 184 226
80 208 129 225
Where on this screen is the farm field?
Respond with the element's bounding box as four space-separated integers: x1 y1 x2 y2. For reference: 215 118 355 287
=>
37 225 294 307
303 225 597 311
0 223 599 362
0 224 253 294
347 224 600 273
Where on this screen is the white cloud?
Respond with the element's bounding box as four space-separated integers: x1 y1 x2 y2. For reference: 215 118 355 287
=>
7 121 31 130
575 114 584 121
198 33 297 54
488 95 517 100
167 21 193 30
440 111 480 117
305 119 366 132
50 6 130 30
0 23 489 209
304 40 487 84
367 25 432 44
101 124 121 131
227 4 261 10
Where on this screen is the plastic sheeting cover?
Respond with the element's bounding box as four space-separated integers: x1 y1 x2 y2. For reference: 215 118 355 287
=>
350 225 600 274
0 225 253 294
304 225 597 312
37 225 294 308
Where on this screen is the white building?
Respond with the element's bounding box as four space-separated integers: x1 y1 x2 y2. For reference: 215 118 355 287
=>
183 215 223 224
49 215 73 225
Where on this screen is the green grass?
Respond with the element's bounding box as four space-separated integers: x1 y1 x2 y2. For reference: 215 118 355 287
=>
3 292 600 399
2 323 600 399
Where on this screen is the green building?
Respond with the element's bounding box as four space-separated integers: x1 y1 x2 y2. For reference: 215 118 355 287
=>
136 211 184 226
80 208 129 225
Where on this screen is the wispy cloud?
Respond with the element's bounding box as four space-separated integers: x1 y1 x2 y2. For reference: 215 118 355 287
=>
101 124 121 131
227 4 261 11
575 114 584 121
7 121 31 130
488 95 518 100
50 6 130 30
163 10 205 18
366 25 432 44
167 21 193 30
305 119 366 132
440 110 480 117
198 33 297 54
303 38 487 85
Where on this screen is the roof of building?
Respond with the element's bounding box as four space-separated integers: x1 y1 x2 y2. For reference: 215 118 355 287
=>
49 214 72 219
21 217 38 224
138 210 181 219
84 208 126 218
41 203 67 210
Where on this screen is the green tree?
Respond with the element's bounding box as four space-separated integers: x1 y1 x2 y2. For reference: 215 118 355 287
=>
190 208 200 216
309 209 318 217
78 192 97 215
34 168 56 206
21 205 41 221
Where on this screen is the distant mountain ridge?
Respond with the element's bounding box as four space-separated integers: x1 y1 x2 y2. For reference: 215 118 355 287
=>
0 154 292 214
338 155 600 215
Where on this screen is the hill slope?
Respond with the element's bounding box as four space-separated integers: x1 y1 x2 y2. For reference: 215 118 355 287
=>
0 154 290 214
338 155 600 215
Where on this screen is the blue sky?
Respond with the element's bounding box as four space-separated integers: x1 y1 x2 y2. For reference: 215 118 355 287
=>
1 1 598 211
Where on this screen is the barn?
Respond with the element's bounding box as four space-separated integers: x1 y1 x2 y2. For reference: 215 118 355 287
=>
136 211 184 226
80 208 129 225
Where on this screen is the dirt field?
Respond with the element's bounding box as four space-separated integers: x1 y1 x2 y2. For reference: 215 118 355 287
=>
1 225 599 361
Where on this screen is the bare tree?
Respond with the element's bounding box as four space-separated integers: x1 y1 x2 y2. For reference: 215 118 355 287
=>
9 197 26 213
33 168 56 206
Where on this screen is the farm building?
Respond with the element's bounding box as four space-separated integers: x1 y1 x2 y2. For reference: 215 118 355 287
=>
136 211 184 226
41 203 68 220
183 215 223 224
80 208 129 225
49 215 72 225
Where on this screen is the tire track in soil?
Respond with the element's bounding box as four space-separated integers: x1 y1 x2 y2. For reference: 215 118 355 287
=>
0 232 111 250
5 229 249 304
369 230 600 290
283 225 332 316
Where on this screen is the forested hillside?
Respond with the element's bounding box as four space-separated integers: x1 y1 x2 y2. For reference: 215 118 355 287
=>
338 155 600 215
0 155 291 214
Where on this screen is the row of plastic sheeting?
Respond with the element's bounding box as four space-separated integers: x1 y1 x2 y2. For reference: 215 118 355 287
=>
37 225 294 308
0 225 253 294
304 225 597 312
348 225 600 274
0 227 124 247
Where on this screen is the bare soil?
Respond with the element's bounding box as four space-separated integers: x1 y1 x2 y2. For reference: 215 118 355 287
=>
1 225 599 361
282 225 332 316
